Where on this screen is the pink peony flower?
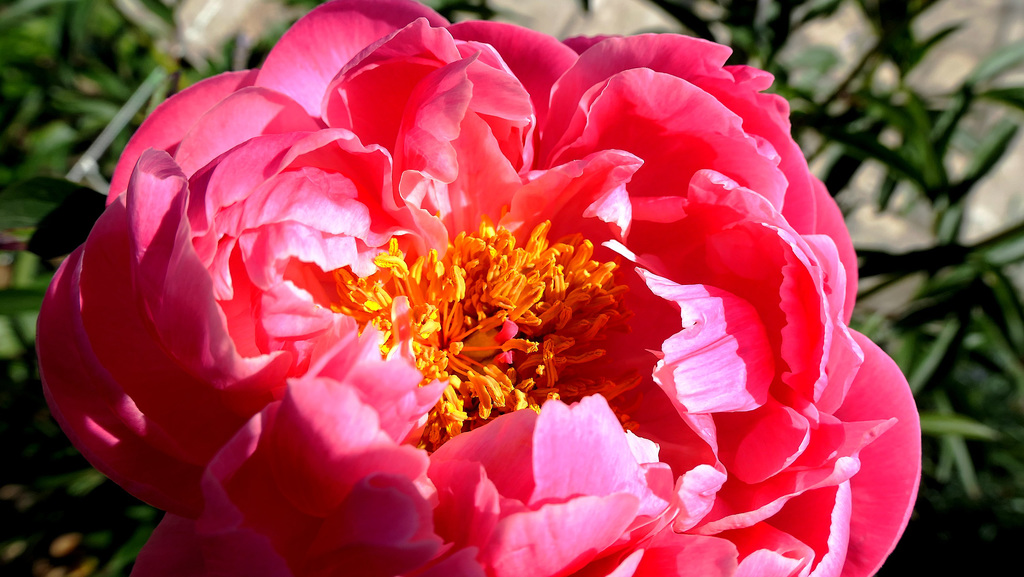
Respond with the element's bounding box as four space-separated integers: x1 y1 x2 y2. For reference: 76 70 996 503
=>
37 1 920 575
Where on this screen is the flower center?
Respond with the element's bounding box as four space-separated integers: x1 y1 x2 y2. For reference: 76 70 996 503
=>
332 220 638 450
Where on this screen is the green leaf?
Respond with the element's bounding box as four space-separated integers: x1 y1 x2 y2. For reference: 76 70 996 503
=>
953 120 1019 203
973 308 1024 391
907 316 962 394
975 219 1024 266
932 86 972 154
979 86 1024 111
0 0 76 32
931 390 983 499
980 268 1024 351
968 39 1024 86
920 411 1001 440
0 177 93 231
0 288 46 316
818 125 928 190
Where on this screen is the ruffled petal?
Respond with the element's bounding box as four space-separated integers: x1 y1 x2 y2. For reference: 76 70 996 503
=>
643 271 774 414
634 532 738 577
448 20 578 129
530 396 670 517
835 333 921 577
546 69 787 210
479 494 641 577
173 87 321 177
255 0 448 117
109 70 258 200
39 246 205 516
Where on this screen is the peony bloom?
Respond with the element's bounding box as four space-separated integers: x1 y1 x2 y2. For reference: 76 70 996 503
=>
37 1 920 575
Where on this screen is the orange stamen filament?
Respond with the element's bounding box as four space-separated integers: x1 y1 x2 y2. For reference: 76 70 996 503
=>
332 220 637 450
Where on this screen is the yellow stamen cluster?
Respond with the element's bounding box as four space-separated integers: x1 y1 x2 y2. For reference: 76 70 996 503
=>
332 220 637 450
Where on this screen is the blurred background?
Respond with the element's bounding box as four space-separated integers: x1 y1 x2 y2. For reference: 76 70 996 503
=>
2 0 1023 574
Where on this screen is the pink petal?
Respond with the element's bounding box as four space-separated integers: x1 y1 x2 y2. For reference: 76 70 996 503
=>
321 19 461 145
255 0 448 117
109 70 257 200
715 399 811 485
38 245 205 516
305 474 442 577
412 547 487 577
835 332 920 577
698 455 861 535
543 34 732 164
530 396 670 518
430 408 538 503
132 513 295 577
480 494 641 577
546 69 787 210
267 377 429 516
305 324 444 442
807 178 858 324
696 64 812 219
501 149 642 241
200 408 324 566
428 460 501 550
634 533 738 577
448 20 578 129
672 464 728 532
126 150 290 391
727 523 815 577
174 87 321 177
769 482 854 577
642 271 774 414
131 515 210 577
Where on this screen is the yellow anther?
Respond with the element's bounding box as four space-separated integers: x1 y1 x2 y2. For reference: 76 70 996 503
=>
332 220 637 450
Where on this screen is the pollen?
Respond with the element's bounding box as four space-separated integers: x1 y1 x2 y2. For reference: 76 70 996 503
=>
332 220 638 450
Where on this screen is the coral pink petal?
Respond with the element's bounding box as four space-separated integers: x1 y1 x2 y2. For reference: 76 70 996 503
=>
548 69 787 210
174 87 321 177
131 515 210 577
502 149 641 240
642 271 774 414
715 400 811 485
132 513 295 577
393 57 474 185
808 177 858 323
480 494 641 577
267 377 429 516
322 18 462 145
672 465 728 532
697 65 809 215
77 191 263 498
769 482 854 577
530 396 669 517
835 332 921 577
38 246 205 516
305 474 442 577
544 34 732 163
414 548 487 577
448 20 578 127
255 0 448 117
634 533 738 577
727 523 816 577
109 70 257 200
305 324 444 442
429 460 501 550
429 408 539 503
199 408 323 567
561 34 614 55
126 151 289 391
